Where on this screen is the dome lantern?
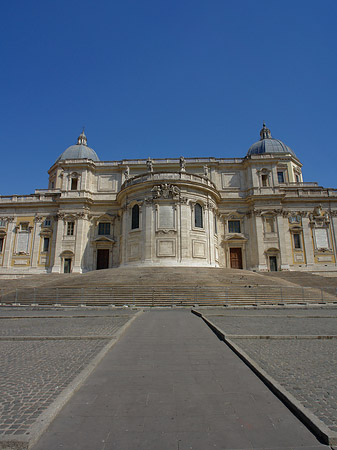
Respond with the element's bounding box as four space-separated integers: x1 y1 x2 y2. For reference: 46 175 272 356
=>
260 122 272 140
77 129 88 146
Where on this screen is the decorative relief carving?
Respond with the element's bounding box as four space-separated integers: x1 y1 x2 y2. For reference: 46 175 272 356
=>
156 229 176 235
309 205 329 223
151 184 181 200
178 197 188 204
288 213 302 224
144 197 154 205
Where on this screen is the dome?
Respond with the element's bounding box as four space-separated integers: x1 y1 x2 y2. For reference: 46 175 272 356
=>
56 131 100 162
247 123 296 157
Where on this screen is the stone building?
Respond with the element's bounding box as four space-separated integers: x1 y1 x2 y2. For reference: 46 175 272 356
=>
0 123 336 275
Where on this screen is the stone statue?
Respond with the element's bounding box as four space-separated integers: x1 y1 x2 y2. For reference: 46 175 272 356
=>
203 165 209 178
124 166 130 180
146 158 153 173
180 156 186 172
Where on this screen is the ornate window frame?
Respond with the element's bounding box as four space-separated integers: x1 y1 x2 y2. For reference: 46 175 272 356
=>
257 168 271 187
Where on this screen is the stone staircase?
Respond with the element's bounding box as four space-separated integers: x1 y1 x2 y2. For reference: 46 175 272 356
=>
1 267 336 307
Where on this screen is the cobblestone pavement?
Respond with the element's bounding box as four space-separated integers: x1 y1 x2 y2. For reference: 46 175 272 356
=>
203 307 337 434
208 315 337 336
0 306 138 317
0 308 138 439
0 316 132 337
232 339 337 433
202 305 337 317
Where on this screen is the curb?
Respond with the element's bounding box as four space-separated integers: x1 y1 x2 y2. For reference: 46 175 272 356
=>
192 309 337 446
0 310 143 450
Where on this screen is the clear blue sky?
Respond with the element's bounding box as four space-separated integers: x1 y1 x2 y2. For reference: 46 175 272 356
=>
1 0 336 195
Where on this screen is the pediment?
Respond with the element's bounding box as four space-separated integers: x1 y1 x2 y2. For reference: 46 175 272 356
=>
224 233 247 242
93 236 115 243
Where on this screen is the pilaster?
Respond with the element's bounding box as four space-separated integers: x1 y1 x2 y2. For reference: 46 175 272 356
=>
73 213 87 272
2 218 15 268
302 216 315 266
51 214 64 273
255 213 268 270
31 217 42 268
277 215 290 270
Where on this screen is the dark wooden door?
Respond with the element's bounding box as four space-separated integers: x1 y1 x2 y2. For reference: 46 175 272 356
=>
230 248 243 269
269 256 278 272
64 258 71 273
97 249 109 270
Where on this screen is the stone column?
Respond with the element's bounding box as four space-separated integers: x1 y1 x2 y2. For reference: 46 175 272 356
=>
302 216 315 267
206 206 213 266
2 218 15 269
143 202 153 262
30 218 42 268
51 214 64 273
331 214 337 266
180 201 190 262
121 207 127 265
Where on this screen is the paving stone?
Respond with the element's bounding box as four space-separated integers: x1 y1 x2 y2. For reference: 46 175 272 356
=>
0 309 136 438
204 307 337 438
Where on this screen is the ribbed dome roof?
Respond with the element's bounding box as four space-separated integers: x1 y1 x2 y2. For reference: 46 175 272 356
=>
56 131 100 162
247 123 296 157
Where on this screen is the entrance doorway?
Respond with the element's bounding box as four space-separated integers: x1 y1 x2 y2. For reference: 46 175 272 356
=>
230 248 243 269
269 256 278 272
64 258 72 273
97 249 109 270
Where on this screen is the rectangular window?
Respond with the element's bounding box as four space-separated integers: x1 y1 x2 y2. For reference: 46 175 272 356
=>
261 174 268 187
295 174 300 183
67 222 74 236
0 220 6 227
277 171 285 183
265 218 275 233
0 237 3 252
71 178 78 190
293 233 301 249
43 237 50 252
228 220 241 233
214 215 217 234
98 222 111 235
44 219 51 227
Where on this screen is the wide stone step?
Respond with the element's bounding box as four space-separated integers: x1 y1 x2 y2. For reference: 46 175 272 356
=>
1 284 336 307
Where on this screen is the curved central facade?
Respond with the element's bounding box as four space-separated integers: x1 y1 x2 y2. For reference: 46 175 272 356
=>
117 172 220 266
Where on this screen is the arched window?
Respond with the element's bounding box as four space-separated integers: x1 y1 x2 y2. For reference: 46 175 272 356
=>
131 204 140 229
194 203 203 228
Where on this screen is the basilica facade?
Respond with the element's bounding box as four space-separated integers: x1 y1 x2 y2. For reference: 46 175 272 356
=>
1 124 336 275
